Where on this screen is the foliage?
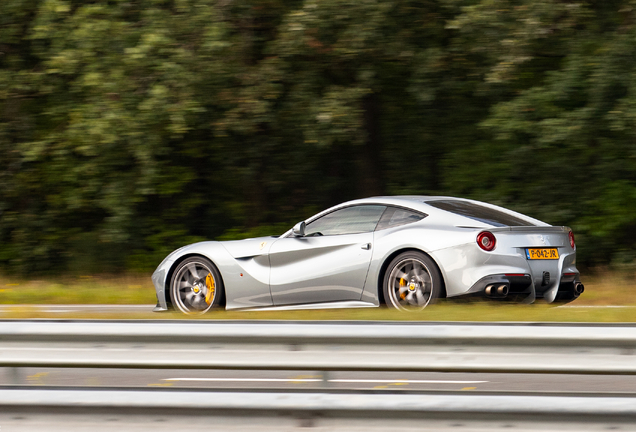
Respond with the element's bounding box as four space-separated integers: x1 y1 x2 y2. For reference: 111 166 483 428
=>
2 0 636 273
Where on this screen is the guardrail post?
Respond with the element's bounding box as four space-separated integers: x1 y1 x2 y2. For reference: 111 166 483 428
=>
320 370 331 388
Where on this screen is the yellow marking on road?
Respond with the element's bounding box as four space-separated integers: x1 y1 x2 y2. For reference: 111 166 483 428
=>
289 374 321 384
27 372 49 386
374 381 410 389
461 387 477 391
148 382 174 387
5 283 19 286
86 377 102 386
27 372 49 381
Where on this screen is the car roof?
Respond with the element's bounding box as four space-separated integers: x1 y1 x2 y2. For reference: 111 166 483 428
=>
319 196 547 227
332 195 461 213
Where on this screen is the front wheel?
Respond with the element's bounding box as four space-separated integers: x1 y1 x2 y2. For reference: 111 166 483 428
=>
383 251 441 311
170 256 224 314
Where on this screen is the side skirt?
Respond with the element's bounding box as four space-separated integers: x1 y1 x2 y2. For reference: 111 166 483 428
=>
238 301 378 312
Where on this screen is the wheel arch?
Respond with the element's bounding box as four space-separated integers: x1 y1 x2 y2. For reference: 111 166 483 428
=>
165 253 226 308
376 248 447 305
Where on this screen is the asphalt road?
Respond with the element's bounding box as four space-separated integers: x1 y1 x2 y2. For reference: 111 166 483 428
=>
2 368 636 396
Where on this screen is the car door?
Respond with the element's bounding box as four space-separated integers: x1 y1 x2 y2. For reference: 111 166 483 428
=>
268 205 386 305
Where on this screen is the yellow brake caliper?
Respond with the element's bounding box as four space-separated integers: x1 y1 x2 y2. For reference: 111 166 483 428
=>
205 273 215 304
399 278 407 300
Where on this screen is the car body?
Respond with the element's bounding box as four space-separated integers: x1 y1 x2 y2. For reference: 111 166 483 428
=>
152 196 583 314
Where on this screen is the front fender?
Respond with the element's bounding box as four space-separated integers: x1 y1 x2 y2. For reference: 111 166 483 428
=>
152 241 274 311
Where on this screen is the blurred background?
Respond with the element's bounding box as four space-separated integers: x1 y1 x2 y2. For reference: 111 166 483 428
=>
1 0 636 276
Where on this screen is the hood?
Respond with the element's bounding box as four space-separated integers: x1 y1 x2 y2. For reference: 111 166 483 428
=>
220 236 277 259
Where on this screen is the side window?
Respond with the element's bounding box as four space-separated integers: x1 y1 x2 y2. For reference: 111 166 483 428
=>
375 207 426 231
305 205 386 236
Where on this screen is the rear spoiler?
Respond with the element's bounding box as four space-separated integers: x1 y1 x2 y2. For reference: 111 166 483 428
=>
489 226 570 233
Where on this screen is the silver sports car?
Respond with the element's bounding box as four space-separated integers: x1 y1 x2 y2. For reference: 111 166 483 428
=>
152 196 583 314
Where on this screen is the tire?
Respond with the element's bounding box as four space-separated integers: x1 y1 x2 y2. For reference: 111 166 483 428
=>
170 256 225 314
383 251 442 311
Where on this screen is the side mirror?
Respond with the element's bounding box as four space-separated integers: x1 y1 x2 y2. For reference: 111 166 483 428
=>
292 221 306 237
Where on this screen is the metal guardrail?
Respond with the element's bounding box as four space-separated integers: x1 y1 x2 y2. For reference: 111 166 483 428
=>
3 319 636 344
0 320 635 375
1 388 635 416
0 388 636 430
1 320 636 429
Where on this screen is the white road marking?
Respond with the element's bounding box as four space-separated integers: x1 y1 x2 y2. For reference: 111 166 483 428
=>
164 378 323 382
329 379 488 384
164 378 488 384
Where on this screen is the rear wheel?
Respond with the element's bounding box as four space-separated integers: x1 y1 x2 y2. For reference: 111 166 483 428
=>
170 256 224 314
383 251 441 311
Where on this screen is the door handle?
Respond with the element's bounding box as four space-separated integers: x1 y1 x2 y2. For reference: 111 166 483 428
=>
361 243 371 250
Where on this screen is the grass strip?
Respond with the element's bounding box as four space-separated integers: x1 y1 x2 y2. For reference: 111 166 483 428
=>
0 274 154 305
0 303 634 323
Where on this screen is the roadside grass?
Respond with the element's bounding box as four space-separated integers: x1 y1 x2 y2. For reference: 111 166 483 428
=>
0 303 635 322
0 270 634 322
573 270 636 306
0 274 154 305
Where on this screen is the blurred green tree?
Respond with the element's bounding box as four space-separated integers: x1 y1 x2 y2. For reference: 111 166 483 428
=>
1 0 636 273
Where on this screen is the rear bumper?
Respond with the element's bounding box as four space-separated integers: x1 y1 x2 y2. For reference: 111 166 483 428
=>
467 272 583 303
468 274 533 302
551 273 584 304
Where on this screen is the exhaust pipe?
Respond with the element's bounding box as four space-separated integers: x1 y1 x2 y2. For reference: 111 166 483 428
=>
574 283 585 295
485 284 509 298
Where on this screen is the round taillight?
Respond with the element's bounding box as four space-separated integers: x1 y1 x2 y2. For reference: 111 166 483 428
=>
477 231 496 251
569 231 575 249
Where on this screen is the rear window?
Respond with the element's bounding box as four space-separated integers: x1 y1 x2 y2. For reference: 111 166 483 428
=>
426 200 536 227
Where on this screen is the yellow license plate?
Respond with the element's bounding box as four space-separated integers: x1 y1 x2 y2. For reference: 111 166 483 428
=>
526 248 559 260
